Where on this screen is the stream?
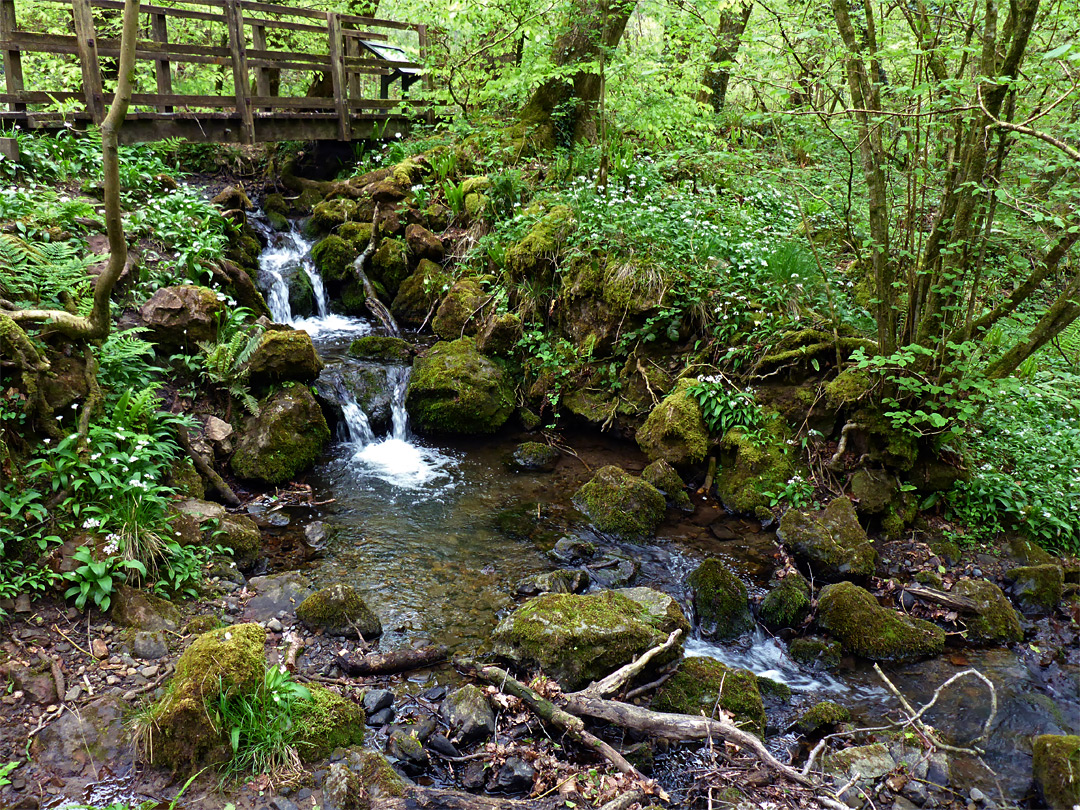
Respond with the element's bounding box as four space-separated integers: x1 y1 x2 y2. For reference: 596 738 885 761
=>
253 222 1080 804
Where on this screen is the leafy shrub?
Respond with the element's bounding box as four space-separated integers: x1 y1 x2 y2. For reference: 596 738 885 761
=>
63 544 147 612
687 376 767 438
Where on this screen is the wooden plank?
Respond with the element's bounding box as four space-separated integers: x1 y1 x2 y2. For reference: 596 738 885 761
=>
150 11 173 112
339 28 390 42
77 0 227 24
71 0 105 123
223 0 254 144
245 46 330 65
335 12 417 32
250 22 270 111
326 12 350 141
242 15 324 34
345 35 361 100
417 22 432 112
239 0 326 21
0 0 25 113
249 95 336 109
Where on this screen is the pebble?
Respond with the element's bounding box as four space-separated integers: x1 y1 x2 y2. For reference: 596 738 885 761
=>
267 618 283 632
972 568 983 577
102 625 114 635
64 686 82 702
362 689 394 714
140 666 160 679
91 639 108 659
970 788 986 803
106 676 119 686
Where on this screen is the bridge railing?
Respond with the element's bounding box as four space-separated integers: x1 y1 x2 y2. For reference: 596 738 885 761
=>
0 0 430 142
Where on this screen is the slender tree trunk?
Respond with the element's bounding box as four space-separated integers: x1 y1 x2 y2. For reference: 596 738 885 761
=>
700 1 753 112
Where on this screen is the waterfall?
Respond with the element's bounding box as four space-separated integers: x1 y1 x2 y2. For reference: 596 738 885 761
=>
258 227 355 331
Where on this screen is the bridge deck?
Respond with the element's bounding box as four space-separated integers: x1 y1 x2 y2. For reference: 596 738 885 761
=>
0 0 429 143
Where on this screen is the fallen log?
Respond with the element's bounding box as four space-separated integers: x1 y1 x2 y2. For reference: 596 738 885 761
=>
338 645 447 677
902 585 979 613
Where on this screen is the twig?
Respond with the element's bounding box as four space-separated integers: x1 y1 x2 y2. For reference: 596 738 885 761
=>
585 629 682 698
52 625 92 658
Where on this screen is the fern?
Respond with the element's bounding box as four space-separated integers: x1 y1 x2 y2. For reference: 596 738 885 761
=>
198 316 265 419
1056 319 1080 365
99 328 159 396
0 234 94 307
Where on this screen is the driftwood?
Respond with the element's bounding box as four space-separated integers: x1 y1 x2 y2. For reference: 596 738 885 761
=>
903 585 979 613
338 645 447 677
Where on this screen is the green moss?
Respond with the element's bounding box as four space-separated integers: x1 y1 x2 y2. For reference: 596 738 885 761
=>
247 330 323 386
347 336 413 363
340 280 367 314
182 615 223 635
339 221 374 251
308 198 358 235
460 175 490 196
756 676 792 702
795 701 850 735
641 459 692 511
370 238 409 297
509 441 560 472
573 465 667 542
166 459 204 500
652 657 766 737
948 579 1023 644
353 748 407 798
464 191 489 220
1033 735 1080 810
1007 564 1064 615
505 205 574 281
759 573 812 631
216 515 262 571
294 685 365 762
405 337 514 434
392 157 426 187
758 329 875 377
635 379 709 468
788 636 842 668
296 584 382 639
716 418 796 520
230 386 331 486
777 497 876 581
929 539 962 566
852 407 918 471
312 234 358 283
687 559 753 639
477 312 523 356
391 258 451 327
432 277 486 340
816 581 945 664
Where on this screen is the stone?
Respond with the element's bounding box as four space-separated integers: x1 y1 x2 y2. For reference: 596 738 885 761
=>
111 585 180 632
0 661 57 705
493 757 535 794
388 729 429 773
137 285 223 347
794 701 850 735
362 689 394 715
215 513 263 572
816 582 945 664
505 204 574 282
635 379 709 468
405 223 444 263
368 707 395 725
641 459 692 511
475 312 522 356
391 258 451 327
426 733 459 758
1006 564 1064 615
587 553 639 588
132 631 168 660
246 572 314 621
687 559 754 640
322 762 364 810
508 441 561 472
205 415 234 443
296 584 382 639
759 572 812 632
311 234 357 282
653 657 766 737
293 685 365 761
370 238 410 296
405 337 514 435
1032 735 1080 810
549 536 597 564
347 336 414 363
492 587 689 691
826 742 897 782
212 185 253 211
231 385 331 486
247 329 324 386
30 696 127 777
442 684 495 743
515 569 589 596
849 468 898 514
777 497 877 582
91 638 109 659
950 579 1023 644
788 636 842 668
573 465 667 542
432 277 487 340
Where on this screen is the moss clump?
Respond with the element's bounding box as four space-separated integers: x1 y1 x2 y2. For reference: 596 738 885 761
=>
635 379 709 468
350 747 407 799
216 514 262 572
777 497 876 581
339 221 374 250
308 198 358 235
432 277 487 340
340 280 367 315
757 676 791 702
950 579 1023 644
1007 564 1064 615
816 581 945 664
757 329 876 379
1033 735 1080 810
509 441 560 472
311 235 358 283
391 259 451 327
573 465 667 542
296 584 382 639
392 157 427 187
247 330 323 386
370 238 409 297
852 407 919 471
788 636 842 668
347 336 413 363
687 559 754 640
231 386 331 486
716 420 796 520
759 573 812 632
795 701 850 735
492 588 688 691
405 337 514 434
294 685 365 762
652 657 766 737
287 266 315 317
505 205 574 281
642 459 692 511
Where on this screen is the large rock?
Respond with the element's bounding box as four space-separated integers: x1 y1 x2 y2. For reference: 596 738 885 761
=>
370 238 409 296
476 311 522 356
30 695 128 777
347 336 414 363
652 657 766 737
231 386 330 485
246 329 323 386
311 234 358 283
293 685 366 762
391 258 451 327
777 497 876 581
1033 735 1080 810
573 465 667 541
816 582 944 664
405 337 513 435
687 558 754 640
635 379 709 468
138 285 223 347
432 277 487 340
642 459 692 511
441 684 495 743
111 584 180 631
950 579 1023 644
492 588 689 690
296 584 382 639
716 425 797 519
405 223 444 263
505 205 573 282
1007 564 1064 615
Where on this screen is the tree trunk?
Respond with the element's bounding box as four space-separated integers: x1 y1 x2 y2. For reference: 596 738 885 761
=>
700 1 753 112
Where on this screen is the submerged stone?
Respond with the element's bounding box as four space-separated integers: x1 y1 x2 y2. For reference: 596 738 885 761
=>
405 337 514 434
652 657 766 737
816 581 944 664
573 465 667 541
687 558 754 640
777 497 876 582
508 441 561 472
635 379 709 468
296 584 382 639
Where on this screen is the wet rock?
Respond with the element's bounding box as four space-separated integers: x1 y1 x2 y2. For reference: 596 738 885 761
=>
1032 735 1080 810
653 657 766 737
213 185 253 211
777 497 877 582
849 468 898 514
826 742 896 782
794 700 850 735
247 329 323 386
759 572 812 632
687 559 754 640
30 695 127 777
347 335 414 363
950 579 1023 644
296 584 382 639
573 465 667 542
132 631 168 660
508 441 561 472
549 536 597 564
391 258 451 327
362 688 394 715
585 552 639 588
642 459 692 512
462 761 487 791
231 385 330 486
475 311 522 356
138 285 223 347
404 223 444 263
816 582 945 664
311 234 357 283
635 379 709 468
322 762 365 810
388 729 429 773
370 238 409 296
405 337 514 435
432 277 487 340
494 757 535 794
111 585 180 632
426 733 459 758
1007 535 1056 566
367 707 395 725
1006 564 1064 615
492 587 688 690
716 425 798 520
442 684 495 743
304 521 333 550
246 572 314 621
515 569 589 596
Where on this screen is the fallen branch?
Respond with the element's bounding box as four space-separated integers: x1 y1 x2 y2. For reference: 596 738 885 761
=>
338 645 447 677
585 629 682 698
284 633 305 673
902 585 979 613
352 203 401 337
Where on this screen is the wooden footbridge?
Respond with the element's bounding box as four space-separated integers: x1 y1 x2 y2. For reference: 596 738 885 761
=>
0 0 429 143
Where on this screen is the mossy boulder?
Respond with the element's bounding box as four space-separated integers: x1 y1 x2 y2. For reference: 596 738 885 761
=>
1033 734 1080 810
405 223 444 263
759 573 812 632
652 657 766 737
405 337 514 434
794 700 850 735
294 685 366 762
573 465 667 542
716 423 796 519
788 636 842 668
165 458 204 500
687 559 754 640
311 234 358 283
849 469 896 514
285 266 315 318
635 379 709 468
339 220 374 251
476 311 523 356
143 623 266 769
505 205 574 281
642 459 692 512
816 581 945 664
441 684 495 743
347 336 414 363
432 277 487 340
231 386 331 486
296 584 382 639
246 329 323 386
391 156 428 187
308 198 358 235
777 497 876 582
508 441 560 472
215 514 262 572
391 259 451 327
1007 564 1064 615
950 579 1023 644
370 238 409 297
492 587 689 691
851 407 919 472
138 285 223 347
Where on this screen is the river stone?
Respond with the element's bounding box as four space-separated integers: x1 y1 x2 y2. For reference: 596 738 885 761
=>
246 571 314 621
687 559 754 640
1032 735 1080 809
950 579 1023 644
777 497 877 582
392 258 451 327
573 465 667 542
296 584 382 639
388 729 429 774
759 572 812 632
635 378 709 468
111 584 180 631
347 335 414 363
1006 564 1064 615
826 742 896 782
508 441 561 472
441 684 495 743
0 660 57 704
132 631 168 660
788 636 842 669
816 581 945 664
653 657 766 737
515 569 589 596
492 587 689 691
231 385 330 486
794 700 850 736
138 285 223 347
30 695 127 777
587 553 639 588
322 762 365 810
432 277 486 340
642 459 693 512
247 329 324 386
494 757 535 794
370 238 409 296
549 536 597 564
405 337 514 435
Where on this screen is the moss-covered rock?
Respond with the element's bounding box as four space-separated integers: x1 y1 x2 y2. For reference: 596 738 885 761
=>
505 205 574 281
165 458 204 500
816 581 944 664
795 700 850 735
635 379 709 468
476 311 523 356
286 265 315 318
370 238 409 297
716 423 796 520
216 514 262 572
296 584 382 639
851 407 919 472
757 329 876 381
405 223 444 264
432 277 487 340
788 636 842 668
759 573 812 632
441 684 495 743
1033 734 1080 810
1007 564 1064 615
492 587 689 691
111 584 181 631
339 220 374 251
687 559 754 640
143 623 266 769
756 676 791 702
294 685 365 762
849 469 896 514
642 459 692 512
573 465 667 541
508 441 560 472
652 657 766 737
405 338 514 434
231 386 330 486
391 258 451 327
347 336 414 363
950 579 1023 644
138 285 223 348
311 234 358 283
308 198 358 235
777 497 876 582
246 329 323 386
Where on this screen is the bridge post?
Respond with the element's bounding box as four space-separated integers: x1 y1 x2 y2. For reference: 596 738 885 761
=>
71 0 106 124
150 11 173 113
1 0 25 113
250 22 271 112
223 0 254 144
326 12 351 142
